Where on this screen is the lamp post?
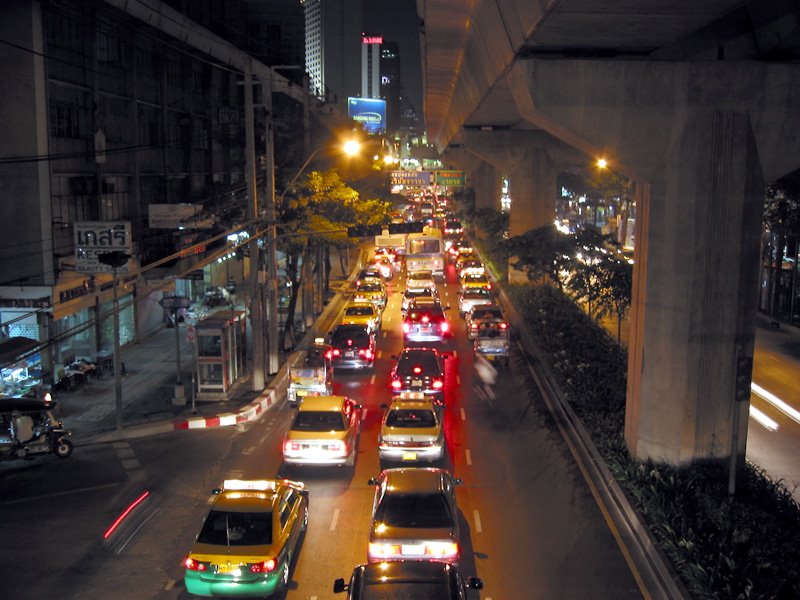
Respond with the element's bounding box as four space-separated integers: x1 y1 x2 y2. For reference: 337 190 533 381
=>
97 250 130 430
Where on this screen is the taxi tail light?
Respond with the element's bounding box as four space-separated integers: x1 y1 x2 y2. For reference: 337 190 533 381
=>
331 348 341 357
391 379 403 390
412 366 423 374
184 557 207 571
487 283 492 289
499 322 508 329
432 379 444 390
369 543 402 559
424 542 459 559
439 321 449 333
470 322 478 329
421 315 429 324
284 440 301 453
249 558 277 573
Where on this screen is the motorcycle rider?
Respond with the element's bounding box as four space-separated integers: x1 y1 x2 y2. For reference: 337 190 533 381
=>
474 352 498 402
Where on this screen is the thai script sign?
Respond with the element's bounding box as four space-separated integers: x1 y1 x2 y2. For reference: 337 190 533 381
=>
390 171 433 187
435 170 465 186
74 221 131 273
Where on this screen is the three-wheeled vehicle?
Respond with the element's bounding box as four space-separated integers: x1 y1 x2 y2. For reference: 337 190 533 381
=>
0 395 73 460
473 322 510 367
287 338 335 406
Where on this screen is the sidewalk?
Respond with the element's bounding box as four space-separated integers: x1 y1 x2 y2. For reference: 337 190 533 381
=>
57 247 363 444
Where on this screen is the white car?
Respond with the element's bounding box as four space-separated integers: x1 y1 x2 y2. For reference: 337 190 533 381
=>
406 270 435 292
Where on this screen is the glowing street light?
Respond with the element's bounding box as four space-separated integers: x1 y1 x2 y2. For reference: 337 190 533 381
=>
597 158 608 169
343 139 361 156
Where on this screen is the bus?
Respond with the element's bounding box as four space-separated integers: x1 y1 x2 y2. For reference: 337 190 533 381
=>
405 227 445 277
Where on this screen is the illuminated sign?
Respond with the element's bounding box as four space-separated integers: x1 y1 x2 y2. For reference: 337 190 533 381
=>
390 171 433 187
434 170 465 186
348 97 386 134
74 221 132 273
362 36 383 44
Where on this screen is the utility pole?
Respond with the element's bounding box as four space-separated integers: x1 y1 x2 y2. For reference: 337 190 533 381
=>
245 60 265 391
263 70 280 375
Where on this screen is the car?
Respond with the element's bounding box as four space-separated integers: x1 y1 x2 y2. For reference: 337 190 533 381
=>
457 288 494 317
448 239 473 260
341 301 382 333
328 324 377 369
406 269 436 292
355 267 384 287
403 301 450 343
465 304 507 340
371 255 397 280
183 478 308 598
282 395 361 467
443 219 463 236
354 279 387 310
333 560 483 599
454 251 479 274
379 394 445 463
366 468 462 563
401 286 440 314
459 273 492 292
456 258 485 277
389 347 447 399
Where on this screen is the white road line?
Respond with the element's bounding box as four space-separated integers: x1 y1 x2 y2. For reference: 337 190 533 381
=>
750 405 779 431
473 510 483 533
115 448 135 459
330 508 340 531
242 445 256 455
112 441 129 450
465 449 472 465
456 375 461 385
460 408 466 421
377 351 383 359
382 331 388 338
370 374 376 385
452 350 457 358
164 579 176 591
362 407 369 420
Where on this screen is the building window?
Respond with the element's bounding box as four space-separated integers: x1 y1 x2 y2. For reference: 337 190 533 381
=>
96 31 123 65
50 102 81 139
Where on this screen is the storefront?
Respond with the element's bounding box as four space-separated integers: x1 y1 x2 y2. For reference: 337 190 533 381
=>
0 337 45 399
195 310 247 401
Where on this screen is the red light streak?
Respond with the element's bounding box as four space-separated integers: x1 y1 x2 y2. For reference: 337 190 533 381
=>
103 490 150 539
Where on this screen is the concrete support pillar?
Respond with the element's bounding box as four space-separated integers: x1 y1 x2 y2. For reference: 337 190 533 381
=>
625 110 763 465
473 162 501 211
506 148 558 237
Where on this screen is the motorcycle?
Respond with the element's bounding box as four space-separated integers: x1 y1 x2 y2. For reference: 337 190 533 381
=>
0 397 74 461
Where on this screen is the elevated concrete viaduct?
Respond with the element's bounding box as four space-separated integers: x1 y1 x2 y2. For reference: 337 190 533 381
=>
419 0 800 466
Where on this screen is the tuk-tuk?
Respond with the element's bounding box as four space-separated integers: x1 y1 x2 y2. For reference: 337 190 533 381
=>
0 395 73 460
473 322 510 367
287 338 335 406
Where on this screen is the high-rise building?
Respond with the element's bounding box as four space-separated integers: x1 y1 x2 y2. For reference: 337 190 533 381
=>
302 0 363 104
361 34 381 99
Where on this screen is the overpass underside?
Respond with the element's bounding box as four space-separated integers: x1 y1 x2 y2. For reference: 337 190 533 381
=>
420 0 800 466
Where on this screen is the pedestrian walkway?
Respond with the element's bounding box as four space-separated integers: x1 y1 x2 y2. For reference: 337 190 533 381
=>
56 246 364 443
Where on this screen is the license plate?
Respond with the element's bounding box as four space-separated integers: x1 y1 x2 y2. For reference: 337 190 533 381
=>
412 379 422 386
345 350 355 357
215 563 232 574
402 544 424 555
402 452 417 461
297 390 308 396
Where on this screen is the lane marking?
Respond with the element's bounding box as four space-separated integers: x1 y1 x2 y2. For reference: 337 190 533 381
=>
456 375 461 385
164 579 175 591
750 405 779 431
362 408 368 420
452 350 457 358
330 508 340 531
370 374 376 385
473 510 482 533
121 458 141 470
752 382 800 424
382 331 388 338
465 449 472 465
460 408 466 421
242 445 256 455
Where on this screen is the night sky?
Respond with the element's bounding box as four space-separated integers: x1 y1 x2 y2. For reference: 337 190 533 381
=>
363 0 423 118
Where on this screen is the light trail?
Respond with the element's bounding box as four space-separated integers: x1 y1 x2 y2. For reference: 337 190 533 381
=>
751 382 800 425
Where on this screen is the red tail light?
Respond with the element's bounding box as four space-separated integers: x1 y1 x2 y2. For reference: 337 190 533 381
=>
432 379 444 390
487 283 492 289
403 323 410 333
422 315 430 324
249 558 277 573
391 379 402 390
332 348 341 357
499 322 508 329
358 348 374 359
413 366 423 374
470 322 478 329
184 557 207 571
347 339 353 346
284 440 300 453
440 322 449 333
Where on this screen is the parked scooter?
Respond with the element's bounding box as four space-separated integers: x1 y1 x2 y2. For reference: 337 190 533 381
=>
0 397 73 460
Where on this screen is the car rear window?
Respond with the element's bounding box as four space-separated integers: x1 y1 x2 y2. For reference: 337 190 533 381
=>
197 510 272 546
396 352 440 375
386 409 437 428
331 329 370 347
346 306 374 316
359 282 382 292
292 411 346 431
464 289 491 299
359 581 451 599
375 493 454 528
473 309 502 320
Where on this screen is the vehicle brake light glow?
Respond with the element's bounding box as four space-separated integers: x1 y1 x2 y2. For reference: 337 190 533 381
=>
422 315 429 324
184 557 208 571
413 366 422 374
500 322 508 329
403 323 410 333
391 379 403 389
470 322 478 329
359 348 374 359
284 440 301 453
249 558 277 573
424 542 459 559
332 348 341 357
440 322 449 333
223 479 276 491
347 339 353 346
369 543 402 559
103 490 150 539
432 379 443 390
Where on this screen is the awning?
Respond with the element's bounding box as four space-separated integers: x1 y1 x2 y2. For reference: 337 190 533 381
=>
0 337 41 370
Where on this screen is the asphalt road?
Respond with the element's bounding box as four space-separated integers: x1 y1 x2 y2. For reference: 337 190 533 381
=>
0 262 647 600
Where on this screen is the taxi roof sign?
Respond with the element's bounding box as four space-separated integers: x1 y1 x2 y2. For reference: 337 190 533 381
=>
222 479 276 492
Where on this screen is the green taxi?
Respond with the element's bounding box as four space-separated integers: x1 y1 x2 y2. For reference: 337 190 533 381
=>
183 479 308 597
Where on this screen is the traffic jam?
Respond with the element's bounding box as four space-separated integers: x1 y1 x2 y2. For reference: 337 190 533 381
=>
183 194 512 599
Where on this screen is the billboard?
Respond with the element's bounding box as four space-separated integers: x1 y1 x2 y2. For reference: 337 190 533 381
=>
74 221 132 273
348 97 386 135
149 203 213 229
390 171 433 187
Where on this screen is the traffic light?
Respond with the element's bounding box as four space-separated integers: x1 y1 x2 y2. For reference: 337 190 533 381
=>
735 354 753 402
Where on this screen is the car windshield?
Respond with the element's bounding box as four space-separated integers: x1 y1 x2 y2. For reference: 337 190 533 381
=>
472 309 503 320
374 493 454 528
464 289 491 299
197 510 272 546
359 582 451 599
292 411 346 431
359 282 382 292
386 409 437 428
346 306 374 316
396 352 440 375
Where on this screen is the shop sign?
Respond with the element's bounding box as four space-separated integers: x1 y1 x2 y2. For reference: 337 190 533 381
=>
74 222 132 274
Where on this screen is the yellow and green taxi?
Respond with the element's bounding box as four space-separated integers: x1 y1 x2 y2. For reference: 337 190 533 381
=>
378 393 445 463
354 279 387 311
183 479 308 598
340 300 382 333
